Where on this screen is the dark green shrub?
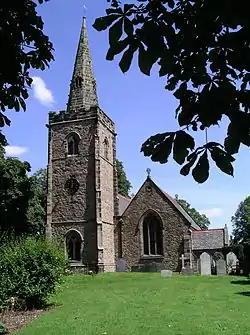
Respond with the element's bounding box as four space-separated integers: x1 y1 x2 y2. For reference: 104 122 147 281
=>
0 237 67 310
0 321 7 334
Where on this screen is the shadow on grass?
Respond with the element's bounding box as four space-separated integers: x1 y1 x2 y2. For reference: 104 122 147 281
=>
231 279 250 285
235 291 250 297
231 279 250 296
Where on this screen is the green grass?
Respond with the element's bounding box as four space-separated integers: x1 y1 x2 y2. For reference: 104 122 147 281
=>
18 273 250 335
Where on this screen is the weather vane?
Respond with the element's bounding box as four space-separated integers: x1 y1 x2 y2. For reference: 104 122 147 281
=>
146 168 151 178
83 4 87 17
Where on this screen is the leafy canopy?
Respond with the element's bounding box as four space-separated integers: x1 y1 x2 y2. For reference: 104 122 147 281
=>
94 0 250 183
177 197 210 230
0 0 53 145
0 153 32 236
27 168 47 236
0 145 47 237
232 196 250 244
116 159 132 197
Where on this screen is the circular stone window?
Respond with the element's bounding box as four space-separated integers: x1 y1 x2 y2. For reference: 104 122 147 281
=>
65 176 79 196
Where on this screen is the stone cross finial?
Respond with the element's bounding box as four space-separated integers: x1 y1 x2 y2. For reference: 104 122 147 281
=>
146 168 151 178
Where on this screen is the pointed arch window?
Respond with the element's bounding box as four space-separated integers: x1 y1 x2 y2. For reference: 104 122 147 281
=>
142 212 163 256
67 133 80 156
66 230 82 262
104 137 109 160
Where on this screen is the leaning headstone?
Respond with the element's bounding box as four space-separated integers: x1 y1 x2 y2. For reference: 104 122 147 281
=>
181 265 194 276
117 258 126 272
216 259 227 276
226 252 237 274
200 252 211 275
160 270 172 277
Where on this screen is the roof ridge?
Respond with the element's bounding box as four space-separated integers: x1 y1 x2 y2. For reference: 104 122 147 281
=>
118 193 131 200
148 178 201 230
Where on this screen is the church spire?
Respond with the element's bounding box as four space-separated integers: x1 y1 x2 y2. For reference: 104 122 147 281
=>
67 17 98 112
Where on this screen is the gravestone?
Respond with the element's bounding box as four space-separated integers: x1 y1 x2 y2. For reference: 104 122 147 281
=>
200 252 211 275
117 258 126 272
160 270 172 277
181 265 194 276
216 259 227 276
144 262 157 272
226 252 237 274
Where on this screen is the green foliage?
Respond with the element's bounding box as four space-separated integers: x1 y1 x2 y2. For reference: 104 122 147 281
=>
0 322 7 335
0 153 48 237
232 196 250 244
0 0 54 144
0 237 67 311
0 137 7 154
222 244 245 261
177 198 210 230
27 168 47 236
0 155 32 236
94 0 250 182
213 252 224 261
116 160 132 197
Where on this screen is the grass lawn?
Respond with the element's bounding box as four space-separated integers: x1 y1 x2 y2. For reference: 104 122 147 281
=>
17 273 250 335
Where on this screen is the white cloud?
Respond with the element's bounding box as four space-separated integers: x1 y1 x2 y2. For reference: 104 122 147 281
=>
5 146 28 156
200 207 223 218
32 76 55 106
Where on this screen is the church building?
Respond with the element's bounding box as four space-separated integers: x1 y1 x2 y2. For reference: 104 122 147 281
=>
46 17 229 273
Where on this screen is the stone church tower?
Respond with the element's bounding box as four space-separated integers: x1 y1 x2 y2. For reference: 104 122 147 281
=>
46 17 118 272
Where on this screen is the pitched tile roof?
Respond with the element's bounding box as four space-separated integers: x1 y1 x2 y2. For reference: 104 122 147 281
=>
161 190 201 231
118 194 131 216
192 229 225 250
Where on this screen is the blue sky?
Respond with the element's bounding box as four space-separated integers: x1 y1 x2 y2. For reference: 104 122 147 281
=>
3 0 250 233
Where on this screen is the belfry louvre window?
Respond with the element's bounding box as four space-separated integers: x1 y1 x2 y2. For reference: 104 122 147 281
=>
104 138 109 159
67 133 79 155
142 213 163 256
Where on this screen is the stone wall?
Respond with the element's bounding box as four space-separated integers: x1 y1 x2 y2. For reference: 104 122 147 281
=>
95 112 116 272
49 114 98 266
121 178 190 271
98 122 114 224
102 223 116 271
50 117 96 223
51 220 97 266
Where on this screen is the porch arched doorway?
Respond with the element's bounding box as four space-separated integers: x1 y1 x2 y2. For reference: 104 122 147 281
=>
65 230 82 262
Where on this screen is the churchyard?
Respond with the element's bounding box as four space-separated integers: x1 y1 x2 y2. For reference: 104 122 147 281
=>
2 273 250 335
